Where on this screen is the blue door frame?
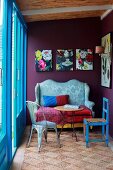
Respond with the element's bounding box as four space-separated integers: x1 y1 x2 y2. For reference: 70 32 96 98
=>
0 0 27 169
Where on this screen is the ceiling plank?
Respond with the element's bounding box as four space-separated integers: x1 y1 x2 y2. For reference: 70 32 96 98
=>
22 5 112 15
16 0 113 11
24 10 105 22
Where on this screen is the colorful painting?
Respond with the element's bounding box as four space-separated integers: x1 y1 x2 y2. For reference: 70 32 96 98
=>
101 33 111 88
76 49 93 70
35 50 52 72
56 49 73 71
101 33 111 54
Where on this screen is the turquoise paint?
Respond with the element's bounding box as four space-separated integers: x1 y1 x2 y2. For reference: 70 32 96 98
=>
23 31 27 126
6 0 13 164
16 19 21 117
13 7 17 149
0 0 27 169
13 0 27 29
84 97 109 147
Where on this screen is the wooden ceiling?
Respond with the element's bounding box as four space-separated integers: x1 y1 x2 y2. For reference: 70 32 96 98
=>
16 0 113 22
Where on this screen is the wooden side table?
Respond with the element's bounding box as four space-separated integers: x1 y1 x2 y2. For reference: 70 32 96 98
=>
54 106 83 141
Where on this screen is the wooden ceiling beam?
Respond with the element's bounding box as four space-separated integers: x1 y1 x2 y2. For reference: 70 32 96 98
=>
16 0 113 11
15 0 113 22
24 10 106 23
22 5 112 16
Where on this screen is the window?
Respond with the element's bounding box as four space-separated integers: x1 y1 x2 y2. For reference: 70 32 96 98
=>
0 0 27 168
0 0 3 26
0 0 3 131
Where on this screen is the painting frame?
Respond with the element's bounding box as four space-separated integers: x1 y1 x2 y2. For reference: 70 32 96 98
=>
76 49 93 70
101 33 112 88
35 50 53 72
56 49 73 71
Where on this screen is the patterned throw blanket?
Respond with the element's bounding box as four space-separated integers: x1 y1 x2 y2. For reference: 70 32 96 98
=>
36 105 92 125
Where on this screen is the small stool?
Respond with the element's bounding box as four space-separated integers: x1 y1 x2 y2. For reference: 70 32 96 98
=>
83 97 109 147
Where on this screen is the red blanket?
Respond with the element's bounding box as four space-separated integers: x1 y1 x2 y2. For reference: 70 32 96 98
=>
36 106 92 125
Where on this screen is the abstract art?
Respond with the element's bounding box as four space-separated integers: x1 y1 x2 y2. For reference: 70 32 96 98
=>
35 50 52 72
56 49 73 71
101 33 112 88
76 49 93 70
101 54 111 88
101 33 111 54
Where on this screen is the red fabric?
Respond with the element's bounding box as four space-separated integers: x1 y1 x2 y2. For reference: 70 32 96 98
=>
36 107 63 124
56 95 69 106
36 106 92 125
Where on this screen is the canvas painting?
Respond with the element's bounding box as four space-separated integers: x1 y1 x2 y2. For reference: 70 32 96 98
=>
101 33 111 88
35 50 52 72
76 49 93 70
101 54 110 88
56 49 73 71
101 33 111 54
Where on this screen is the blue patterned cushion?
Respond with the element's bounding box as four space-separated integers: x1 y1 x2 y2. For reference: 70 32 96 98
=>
43 96 57 107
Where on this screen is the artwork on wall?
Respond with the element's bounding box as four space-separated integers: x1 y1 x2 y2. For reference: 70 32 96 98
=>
35 50 52 72
76 49 93 70
101 54 111 88
101 33 112 88
56 49 73 71
101 33 111 54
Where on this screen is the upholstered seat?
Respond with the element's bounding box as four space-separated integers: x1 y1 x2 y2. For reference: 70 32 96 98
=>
35 79 95 128
35 79 95 112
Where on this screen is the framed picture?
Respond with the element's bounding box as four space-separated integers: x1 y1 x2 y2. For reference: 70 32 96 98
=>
76 49 93 70
35 50 52 72
101 54 111 88
56 49 73 71
101 33 112 88
101 33 111 54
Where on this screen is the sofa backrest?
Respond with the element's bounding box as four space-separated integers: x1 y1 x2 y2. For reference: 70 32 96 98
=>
35 79 90 106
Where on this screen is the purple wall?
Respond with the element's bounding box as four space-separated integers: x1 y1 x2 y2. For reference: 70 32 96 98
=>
27 18 101 124
101 11 113 137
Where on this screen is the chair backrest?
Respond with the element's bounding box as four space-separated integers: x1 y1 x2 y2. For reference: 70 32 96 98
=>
26 101 40 124
102 97 109 122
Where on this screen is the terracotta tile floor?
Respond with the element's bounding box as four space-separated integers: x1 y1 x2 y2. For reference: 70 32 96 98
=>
19 128 113 170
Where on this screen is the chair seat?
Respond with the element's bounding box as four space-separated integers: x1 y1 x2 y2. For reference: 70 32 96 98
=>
36 120 56 128
84 118 107 126
85 118 106 123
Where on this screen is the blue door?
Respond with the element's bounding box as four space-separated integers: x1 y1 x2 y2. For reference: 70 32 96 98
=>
0 0 9 169
0 1 27 169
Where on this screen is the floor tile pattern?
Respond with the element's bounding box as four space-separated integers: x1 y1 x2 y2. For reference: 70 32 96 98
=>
22 131 113 170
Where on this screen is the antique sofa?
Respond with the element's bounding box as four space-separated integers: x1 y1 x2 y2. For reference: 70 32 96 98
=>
35 79 95 128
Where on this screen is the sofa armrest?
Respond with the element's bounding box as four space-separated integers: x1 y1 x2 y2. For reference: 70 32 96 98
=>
85 100 95 117
35 83 40 105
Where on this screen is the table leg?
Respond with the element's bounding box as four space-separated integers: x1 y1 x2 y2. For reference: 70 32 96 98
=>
72 122 78 141
58 124 65 138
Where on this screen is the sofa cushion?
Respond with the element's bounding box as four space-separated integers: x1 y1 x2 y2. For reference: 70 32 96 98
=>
43 96 57 107
56 95 69 106
43 95 69 107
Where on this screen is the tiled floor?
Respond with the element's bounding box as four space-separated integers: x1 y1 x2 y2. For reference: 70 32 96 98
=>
10 126 113 170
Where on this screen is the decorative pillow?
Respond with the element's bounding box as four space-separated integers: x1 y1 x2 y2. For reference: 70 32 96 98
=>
43 95 69 107
56 95 69 106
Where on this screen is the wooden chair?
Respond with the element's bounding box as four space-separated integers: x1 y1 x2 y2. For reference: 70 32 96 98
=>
83 97 109 147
